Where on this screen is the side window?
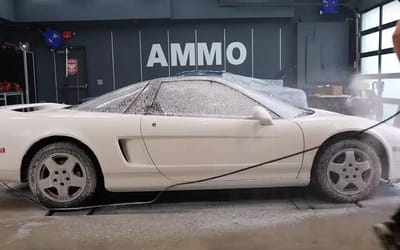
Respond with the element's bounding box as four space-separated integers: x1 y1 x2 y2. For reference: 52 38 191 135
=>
126 83 158 114
74 81 148 113
153 80 259 118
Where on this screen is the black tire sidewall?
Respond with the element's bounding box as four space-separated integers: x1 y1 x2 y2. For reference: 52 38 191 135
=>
28 142 97 208
312 139 381 203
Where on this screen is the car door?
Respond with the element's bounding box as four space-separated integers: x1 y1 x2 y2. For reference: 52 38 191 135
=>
140 79 304 183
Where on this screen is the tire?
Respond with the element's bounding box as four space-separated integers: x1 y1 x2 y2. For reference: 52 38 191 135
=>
28 142 98 208
311 139 381 203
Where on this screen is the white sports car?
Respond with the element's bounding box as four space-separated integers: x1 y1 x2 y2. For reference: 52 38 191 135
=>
1 76 400 208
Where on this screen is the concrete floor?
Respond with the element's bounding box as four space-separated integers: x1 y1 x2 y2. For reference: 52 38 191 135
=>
0 183 399 250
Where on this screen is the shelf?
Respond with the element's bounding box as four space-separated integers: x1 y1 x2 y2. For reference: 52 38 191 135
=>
0 91 25 106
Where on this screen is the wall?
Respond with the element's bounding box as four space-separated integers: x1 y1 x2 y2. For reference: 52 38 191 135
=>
0 1 356 103
0 20 298 101
297 22 350 88
14 0 294 22
359 0 385 11
0 0 15 21
14 0 170 22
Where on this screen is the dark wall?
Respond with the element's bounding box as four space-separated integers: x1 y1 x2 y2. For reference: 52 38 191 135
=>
0 0 15 21
14 0 170 22
0 20 300 101
14 0 294 22
0 2 356 103
297 22 350 88
170 0 294 19
359 0 384 11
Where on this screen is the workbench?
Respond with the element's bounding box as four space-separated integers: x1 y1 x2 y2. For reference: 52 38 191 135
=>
308 95 352 114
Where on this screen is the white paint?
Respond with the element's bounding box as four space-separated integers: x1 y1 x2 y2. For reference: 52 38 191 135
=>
197 42 222 66
251 28 254 77
170 43 196 67
52 52 58 103
279 28 282 71
110 31 116 90
146 44 168 67
167 29 171 76
226 42 247 65
195 29 198 70
138 30 143 81
146 42 247 67
223 29 227 71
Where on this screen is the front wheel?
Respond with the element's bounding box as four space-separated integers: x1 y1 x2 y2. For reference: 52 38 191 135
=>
312 139 381 203
28 142 98 208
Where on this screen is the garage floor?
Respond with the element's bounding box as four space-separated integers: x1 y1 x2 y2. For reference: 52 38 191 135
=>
0 183 399 250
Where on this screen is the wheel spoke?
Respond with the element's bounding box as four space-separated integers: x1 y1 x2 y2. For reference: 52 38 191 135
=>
38 177 54 189
63 156 78 171
56 185 70 199
344 150 356 164
356 161 371 173
43 157 58 172
70 175 85 188
352 177 367 190
328 162 345 174
334 178 349 191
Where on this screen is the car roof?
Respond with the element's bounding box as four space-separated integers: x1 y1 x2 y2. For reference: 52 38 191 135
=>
150 75 304 119
154 75 240 89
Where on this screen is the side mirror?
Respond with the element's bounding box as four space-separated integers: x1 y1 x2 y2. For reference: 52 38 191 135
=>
252 106 273 126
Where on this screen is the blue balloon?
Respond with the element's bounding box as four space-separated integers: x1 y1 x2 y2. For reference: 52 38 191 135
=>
321 0 339 14
43 30 63 50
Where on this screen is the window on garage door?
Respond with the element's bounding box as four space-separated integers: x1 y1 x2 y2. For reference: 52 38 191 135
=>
360 0 400 124
152 80 262 119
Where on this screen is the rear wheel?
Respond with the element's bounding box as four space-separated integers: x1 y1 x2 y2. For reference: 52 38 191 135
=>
312 139 381 203
28 142 97 208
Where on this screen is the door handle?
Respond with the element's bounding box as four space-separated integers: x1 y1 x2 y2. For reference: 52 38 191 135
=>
152 122 157 127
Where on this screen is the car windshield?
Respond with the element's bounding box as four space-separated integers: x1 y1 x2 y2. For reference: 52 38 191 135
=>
217 77 314 118
222 72 283 90
71 81 148 113
235 83 313 118
221 73 308 108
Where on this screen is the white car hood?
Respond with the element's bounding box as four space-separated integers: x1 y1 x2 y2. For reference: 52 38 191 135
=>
308 108 346 118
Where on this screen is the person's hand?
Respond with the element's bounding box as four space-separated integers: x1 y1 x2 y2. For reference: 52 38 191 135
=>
394 20 400 60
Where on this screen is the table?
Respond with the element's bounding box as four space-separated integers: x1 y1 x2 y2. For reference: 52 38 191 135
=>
0 92 25 106
308 95 352 114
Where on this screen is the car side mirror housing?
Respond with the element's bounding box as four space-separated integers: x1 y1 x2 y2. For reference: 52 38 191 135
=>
252 106 273 126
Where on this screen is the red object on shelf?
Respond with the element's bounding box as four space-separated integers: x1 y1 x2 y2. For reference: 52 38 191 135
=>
4 83 12 92
0 81 22 92
13 83 21 91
